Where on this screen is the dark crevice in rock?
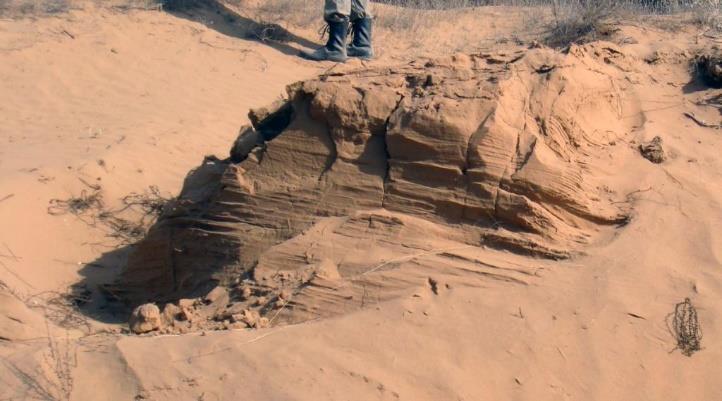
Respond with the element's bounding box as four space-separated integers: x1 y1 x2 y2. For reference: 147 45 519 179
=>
250 100 295 142
515 136 537 174
464 110 494 175
380 94 406 208
230 100 295 163
318 126 338 182
460 110 493 223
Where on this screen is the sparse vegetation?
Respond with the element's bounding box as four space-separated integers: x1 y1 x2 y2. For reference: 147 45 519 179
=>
230 0 722 47
1 0 721 46
47 181 173 246
668 298 703 356
0 0 70 15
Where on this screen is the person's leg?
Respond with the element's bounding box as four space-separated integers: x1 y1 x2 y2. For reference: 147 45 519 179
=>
348 0 374 59
350 0 371 20
325 0 351 21
300 0 350 62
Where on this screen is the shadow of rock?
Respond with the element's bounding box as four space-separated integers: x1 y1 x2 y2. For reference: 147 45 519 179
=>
683 77 710 94
75 246 134 324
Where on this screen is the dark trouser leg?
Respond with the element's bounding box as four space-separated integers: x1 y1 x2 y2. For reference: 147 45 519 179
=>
351 0 372 20
324 0 351 21
348 0 374 59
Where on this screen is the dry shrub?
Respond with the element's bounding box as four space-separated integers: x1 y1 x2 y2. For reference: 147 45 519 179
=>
0 0 70 15
2 0 721 37
373 4 425 31
48 182 173 245
688 0 722 29
545 0 623 46
668 298 703 356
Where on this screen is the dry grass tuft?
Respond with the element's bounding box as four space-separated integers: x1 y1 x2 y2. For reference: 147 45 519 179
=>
686 0 722 29
545 0 624 46
0 0 70 15
667 297 703 356
47 184 104 217
47 181 173 245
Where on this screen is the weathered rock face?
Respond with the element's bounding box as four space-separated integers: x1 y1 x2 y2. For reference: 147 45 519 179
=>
113 44 641 324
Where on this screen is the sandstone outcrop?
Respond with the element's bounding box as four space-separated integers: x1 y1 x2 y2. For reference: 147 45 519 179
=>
113 43 642 328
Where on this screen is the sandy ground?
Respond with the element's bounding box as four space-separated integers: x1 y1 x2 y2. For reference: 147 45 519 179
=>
2 3 722 401
0 6 323 293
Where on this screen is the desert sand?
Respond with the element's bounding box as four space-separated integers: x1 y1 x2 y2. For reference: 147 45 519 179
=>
2 1 722 400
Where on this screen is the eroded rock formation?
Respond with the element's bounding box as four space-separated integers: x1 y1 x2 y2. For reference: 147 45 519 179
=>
112 43 642 328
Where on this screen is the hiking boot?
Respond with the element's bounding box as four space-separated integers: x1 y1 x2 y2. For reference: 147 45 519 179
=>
300 17 348 62
348 17 374 60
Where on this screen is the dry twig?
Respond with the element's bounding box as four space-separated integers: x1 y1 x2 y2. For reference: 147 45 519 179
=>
684 111 722 129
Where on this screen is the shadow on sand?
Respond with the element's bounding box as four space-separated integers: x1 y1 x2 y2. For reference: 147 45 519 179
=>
75 245 134 324
167 0 320 57
68 1 322 325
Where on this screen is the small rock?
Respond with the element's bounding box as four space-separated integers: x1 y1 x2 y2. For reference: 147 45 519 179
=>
239 285 253 300
179 306 195 322
178 298 197 308
314 259 340 280
204 286 229 305
279 289 292 302
161 303 182 325
230 313 245 324
217 303 247 321
639 136 666 164
231 310 271 329
248 98 289 127
236 309 261 328
229 322 246 330
230 125 262 163
645 50 665 65
129 304 162 334
451 53 471 69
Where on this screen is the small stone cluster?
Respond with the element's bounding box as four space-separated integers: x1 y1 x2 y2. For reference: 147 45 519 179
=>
128 282 295 334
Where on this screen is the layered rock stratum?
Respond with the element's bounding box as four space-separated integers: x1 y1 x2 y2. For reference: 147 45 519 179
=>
113 43 644 329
